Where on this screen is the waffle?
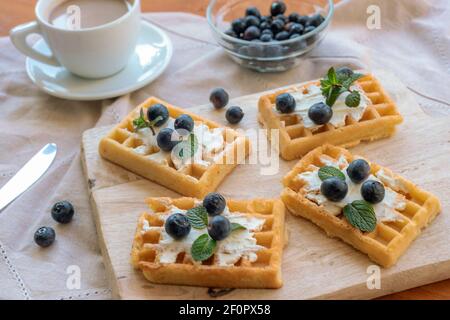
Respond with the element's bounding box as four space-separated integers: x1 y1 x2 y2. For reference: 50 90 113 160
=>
99 97 250 198
131 197 287 288
258 74 403 160
281 145 441 267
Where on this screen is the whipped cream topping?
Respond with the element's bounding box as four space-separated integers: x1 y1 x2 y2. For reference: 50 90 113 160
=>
276 84 371 129
143 205 265 266
132 116 226 171
297 155 407 222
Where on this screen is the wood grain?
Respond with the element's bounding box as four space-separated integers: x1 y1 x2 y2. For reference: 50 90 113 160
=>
82 70 450 300
2 0 449 300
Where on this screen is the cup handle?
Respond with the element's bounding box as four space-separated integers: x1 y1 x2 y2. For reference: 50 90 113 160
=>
10 21 60 66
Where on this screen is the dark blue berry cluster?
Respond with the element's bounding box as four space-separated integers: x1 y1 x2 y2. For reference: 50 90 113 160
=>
225 2 324 44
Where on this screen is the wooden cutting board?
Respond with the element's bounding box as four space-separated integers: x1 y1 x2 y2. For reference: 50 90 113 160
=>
81 70 450 299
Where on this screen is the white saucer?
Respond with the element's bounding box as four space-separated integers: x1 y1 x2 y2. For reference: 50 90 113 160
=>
26 20 172 101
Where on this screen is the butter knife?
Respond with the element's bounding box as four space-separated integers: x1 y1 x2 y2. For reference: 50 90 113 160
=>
0 143 57 211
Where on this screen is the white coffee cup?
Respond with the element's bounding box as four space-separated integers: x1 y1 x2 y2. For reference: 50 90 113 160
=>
10 0 141 79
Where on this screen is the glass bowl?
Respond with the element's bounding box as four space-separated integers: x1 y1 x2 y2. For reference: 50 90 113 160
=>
207 0 334 72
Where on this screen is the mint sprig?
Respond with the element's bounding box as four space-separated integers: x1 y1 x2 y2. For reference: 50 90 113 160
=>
191 234 216 262
132 108 163 135
318 166 346 181
186 206 208 229
343 200 376 232
187 210 248 262
320 67 363 108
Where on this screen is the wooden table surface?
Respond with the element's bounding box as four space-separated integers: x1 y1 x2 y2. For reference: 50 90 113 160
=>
1 0 448 300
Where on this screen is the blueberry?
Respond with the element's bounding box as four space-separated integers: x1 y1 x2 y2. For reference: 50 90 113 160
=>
289 13 301 23
244 15 260 28
203 192 226 216
262 28 273 36
243 26 261 41
276 93 296 113
238 45 250 56
264 44 283 57
346 159 371 184
226 106 244 124
288 38 307 52
336 67 354 79
245 6 261 18
147 104 169 127
271 19 284 33
297 15 309 26
165 213 191 240
247 43 263 57
208 215 231 241
270 1 286 16
275 31 290 41
210 88 229 109
174 114 194 133
321 177 348 202
157 128 179 152
51 201 74 224
306 13 325 27
289 23 304 35
361 180 385 204
308 102 333 125
275 14 288 23
260 21 271 30
231 18 246 34
260 16 270 23
34 227 56 248
260 33 273 42
224 29 237 38
302 25 316 35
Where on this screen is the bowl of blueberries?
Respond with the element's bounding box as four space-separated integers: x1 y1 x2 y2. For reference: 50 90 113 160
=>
207 0 334 72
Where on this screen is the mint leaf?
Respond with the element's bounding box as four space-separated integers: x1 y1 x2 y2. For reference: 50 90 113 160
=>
343 200 377 232
231 223 246 232
325 85 342 107
345 90 361 108
327 67 338 84
321 67 363 108
318 166 346 181
186 206 208 229
133 108 148 132
341 73 363 89
191 234 216 262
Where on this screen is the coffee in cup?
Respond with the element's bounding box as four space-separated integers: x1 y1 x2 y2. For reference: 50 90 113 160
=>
10 0 141 79
50 0 132 30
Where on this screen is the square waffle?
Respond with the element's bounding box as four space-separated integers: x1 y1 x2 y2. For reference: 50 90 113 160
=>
281 145 441 267
258 74 403 160
131 197 287 288
99 97 250 198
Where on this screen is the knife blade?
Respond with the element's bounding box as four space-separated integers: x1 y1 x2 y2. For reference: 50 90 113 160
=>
0 143 57 211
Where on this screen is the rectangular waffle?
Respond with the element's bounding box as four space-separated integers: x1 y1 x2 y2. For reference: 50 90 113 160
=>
258 74 403 160
131 197 286 288
281 145 441 267
99 97 250 198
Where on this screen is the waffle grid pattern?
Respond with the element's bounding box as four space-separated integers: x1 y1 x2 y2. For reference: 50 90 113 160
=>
131 197 286 288
282 145 441 267
258 74 403 160
99 97 250 198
